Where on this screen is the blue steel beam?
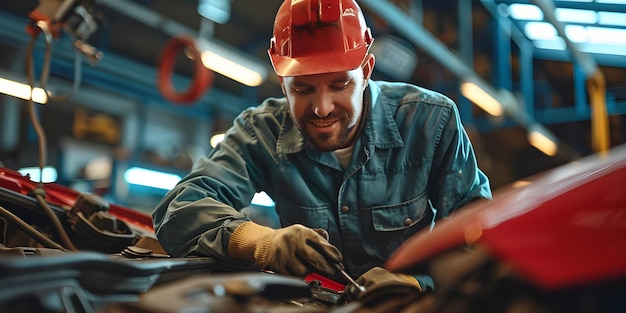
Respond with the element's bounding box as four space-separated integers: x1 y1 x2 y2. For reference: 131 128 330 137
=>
358 0 546 129
0 11 251 119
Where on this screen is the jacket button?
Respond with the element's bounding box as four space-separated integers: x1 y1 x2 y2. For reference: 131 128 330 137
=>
403 218 412 226
341 206 350 213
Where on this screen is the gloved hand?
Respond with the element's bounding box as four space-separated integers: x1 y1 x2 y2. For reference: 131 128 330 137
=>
227 221 342 277
341 267 422 303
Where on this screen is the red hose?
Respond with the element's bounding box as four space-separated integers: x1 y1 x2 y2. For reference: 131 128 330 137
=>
157 36 213 104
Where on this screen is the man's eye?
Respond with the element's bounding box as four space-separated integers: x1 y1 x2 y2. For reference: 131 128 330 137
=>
332 81 350 90
293 87 312 94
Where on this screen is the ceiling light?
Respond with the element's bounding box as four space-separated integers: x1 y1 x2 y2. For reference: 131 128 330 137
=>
124 167 181 190
596 0 626 4
525 22 558 41
565 25 587 43
0 77 48 104
99 0 267 87
555 8 597 24
585 26 626 45
578 43 626 56
509 4 543 20
528 124 558 157
197 38 267 87
18 166 58 183
532 39 567 50
460 80 505 117
598 11 626 27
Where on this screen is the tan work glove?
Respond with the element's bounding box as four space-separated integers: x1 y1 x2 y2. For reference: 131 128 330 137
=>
341 267 422 303
227 221 342 277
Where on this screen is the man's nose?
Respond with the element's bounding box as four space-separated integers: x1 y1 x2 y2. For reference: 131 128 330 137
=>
312 91 335 117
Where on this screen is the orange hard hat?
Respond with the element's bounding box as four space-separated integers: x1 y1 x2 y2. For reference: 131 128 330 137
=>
268 0 374 77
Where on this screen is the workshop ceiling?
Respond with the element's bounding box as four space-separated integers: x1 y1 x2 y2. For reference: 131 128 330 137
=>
2 0 494 105
1 0 283 101
484 0 626 67
0 0 626 98
2 0 625 187
1 0 624 119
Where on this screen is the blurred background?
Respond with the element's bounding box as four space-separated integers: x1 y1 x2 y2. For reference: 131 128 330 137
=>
0 0 624 215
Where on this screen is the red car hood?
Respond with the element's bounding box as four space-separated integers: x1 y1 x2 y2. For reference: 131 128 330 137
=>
386 144 626 290
0 167 154 233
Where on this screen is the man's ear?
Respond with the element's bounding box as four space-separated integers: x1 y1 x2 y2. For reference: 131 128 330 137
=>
362 54 376 81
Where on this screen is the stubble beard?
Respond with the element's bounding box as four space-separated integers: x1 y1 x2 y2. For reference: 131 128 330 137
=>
295 113 352 152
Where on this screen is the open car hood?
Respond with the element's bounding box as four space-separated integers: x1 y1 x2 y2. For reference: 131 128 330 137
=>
386 144 626 290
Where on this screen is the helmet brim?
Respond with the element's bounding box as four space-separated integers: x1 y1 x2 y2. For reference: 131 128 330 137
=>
269 45 370 77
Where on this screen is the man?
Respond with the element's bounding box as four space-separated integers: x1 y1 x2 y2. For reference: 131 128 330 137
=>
152 0 491 292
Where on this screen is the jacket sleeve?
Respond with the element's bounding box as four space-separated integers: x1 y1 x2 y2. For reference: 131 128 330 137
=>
151 110 265 270
429 102 492 219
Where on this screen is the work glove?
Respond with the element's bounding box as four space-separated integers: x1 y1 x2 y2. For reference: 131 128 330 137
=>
227 221 342 277
341 267 422 304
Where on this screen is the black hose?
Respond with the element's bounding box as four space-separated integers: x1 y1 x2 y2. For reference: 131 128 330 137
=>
0 204 70 252
32 190 78 251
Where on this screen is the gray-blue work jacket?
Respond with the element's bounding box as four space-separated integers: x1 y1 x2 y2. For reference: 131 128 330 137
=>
152 80 492 277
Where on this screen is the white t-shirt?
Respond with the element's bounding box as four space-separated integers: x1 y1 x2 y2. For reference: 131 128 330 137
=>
334 145 355 169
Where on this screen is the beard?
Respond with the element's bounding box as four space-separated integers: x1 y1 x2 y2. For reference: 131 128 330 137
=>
294 111 354 152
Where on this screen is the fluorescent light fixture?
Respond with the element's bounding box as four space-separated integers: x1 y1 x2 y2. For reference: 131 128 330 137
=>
597 0 626 4
509 4 543 21
201 51 265 87
598 11 626 27
124 167 181 190
555 8 597 24
525 22 558 41
197 38 268 87
528 124 558 157
460 80 505 117
532 38 567 50
529 24 626 53
98 0 264 86
585 26 626 45
0 78 48 104
565 25 587 43
251 191 275 207
578 43 626 56
18 166 58 183
565 25 626 45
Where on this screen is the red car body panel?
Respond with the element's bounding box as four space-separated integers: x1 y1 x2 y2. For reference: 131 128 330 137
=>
386 144 626 290
0 167 154 232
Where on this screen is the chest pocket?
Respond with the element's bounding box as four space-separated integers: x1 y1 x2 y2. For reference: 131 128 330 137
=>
367 192 432 258
370 192 429 231
272 194 330 230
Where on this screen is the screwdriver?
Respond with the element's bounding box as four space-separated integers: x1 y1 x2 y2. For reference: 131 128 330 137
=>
335 263 366 293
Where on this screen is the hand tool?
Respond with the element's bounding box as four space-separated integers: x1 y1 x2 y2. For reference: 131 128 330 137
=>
335 263 366 293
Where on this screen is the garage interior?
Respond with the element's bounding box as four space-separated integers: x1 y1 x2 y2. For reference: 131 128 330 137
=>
1 0 625 214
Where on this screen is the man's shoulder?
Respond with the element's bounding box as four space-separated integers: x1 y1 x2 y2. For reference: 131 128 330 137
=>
239 97 289 120
374 81 455 109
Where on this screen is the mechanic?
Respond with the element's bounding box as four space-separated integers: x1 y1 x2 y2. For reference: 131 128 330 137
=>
152 0 492 294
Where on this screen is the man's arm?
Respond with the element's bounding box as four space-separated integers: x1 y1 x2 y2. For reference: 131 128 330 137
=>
151 106 343 276
151 112 262 268
429 102 492 219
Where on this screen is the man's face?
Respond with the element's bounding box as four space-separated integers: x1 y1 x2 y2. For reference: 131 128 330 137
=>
281 67 368 152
